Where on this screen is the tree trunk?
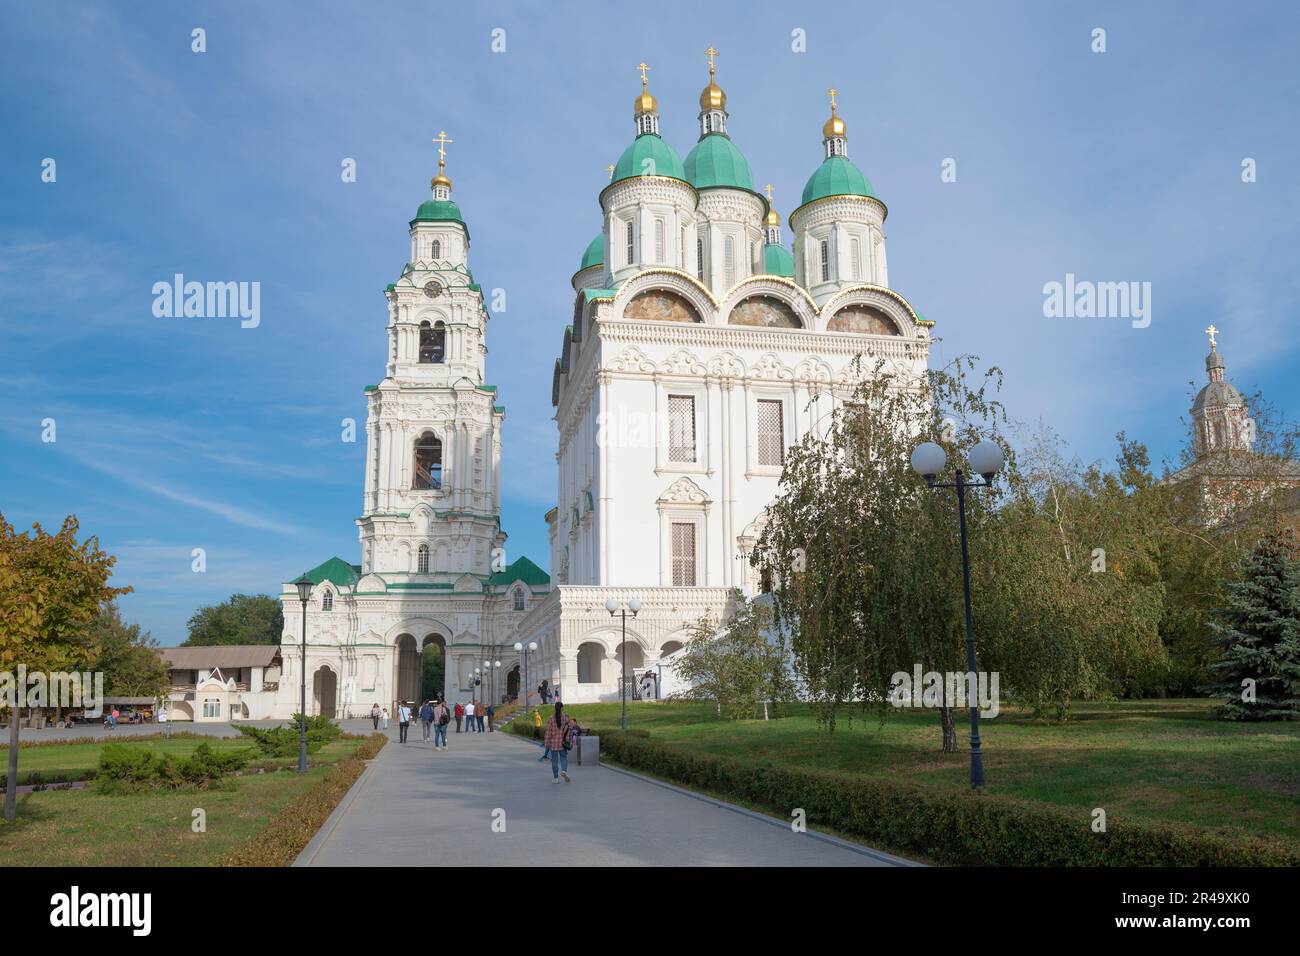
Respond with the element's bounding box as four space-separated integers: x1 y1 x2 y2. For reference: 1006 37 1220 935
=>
5 704 20 820
939 706 958 753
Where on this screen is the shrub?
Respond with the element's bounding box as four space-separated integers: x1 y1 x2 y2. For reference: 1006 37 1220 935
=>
219 733 387 866
96 742 250 793
236 715 339 758
596 731 1300 867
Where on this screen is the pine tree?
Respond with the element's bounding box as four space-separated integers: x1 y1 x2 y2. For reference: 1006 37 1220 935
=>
1206 530 1300 720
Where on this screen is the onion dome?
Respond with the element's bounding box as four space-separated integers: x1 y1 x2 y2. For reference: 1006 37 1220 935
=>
684 134 753 190
579 234 603 271
801 155 875 204
763 243 795 278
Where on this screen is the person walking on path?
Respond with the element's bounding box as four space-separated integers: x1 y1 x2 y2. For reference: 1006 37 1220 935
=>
544 702 574 784
432 699 449 750
420 700 434 741
533 707 543 740
454 701 464 733
398 702 411 743
381 707 389 730
476 702 486 733
485 702 495 733
371 702 381 730
465 700 476 733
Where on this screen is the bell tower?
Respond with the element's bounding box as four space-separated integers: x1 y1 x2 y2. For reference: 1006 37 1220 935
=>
357 133 506 580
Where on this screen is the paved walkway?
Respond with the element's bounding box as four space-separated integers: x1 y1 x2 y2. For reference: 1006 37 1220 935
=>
298 724 914 867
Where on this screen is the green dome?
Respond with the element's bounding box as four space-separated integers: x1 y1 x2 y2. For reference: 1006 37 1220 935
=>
763 243 795 278
579 234 604 271
684 133 754 191
801 155 875 205
612 133 686 184
412 198 465 225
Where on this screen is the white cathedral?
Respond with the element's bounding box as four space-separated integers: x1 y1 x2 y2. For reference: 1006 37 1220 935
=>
275 54 932 717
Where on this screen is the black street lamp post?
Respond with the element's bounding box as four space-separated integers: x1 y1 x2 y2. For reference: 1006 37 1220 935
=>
605 597 641 731
910 440 1004 790
292 574 313 775
514 640 538 712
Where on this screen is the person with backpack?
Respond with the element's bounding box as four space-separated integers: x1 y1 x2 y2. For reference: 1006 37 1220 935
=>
432 699 449 750
419 700 434 741
543 702 574 784
454 701 464 733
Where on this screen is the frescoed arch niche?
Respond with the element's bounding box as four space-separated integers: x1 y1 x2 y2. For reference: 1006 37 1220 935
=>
728 295 802 329
827 304 901 335
625 289 701 323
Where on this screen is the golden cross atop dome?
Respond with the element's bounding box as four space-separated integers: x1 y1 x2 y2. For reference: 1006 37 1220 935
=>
827 87 839 113
607 163 615 180
432 130 453 168
705 46 719 77
1205 324 1219 350
637 61 651 88
764 183 774 202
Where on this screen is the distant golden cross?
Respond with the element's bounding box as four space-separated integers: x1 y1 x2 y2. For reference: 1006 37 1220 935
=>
637 61 651 88
764 183 774 202
1205 324 1219 349
607 163 615 180
827 87 839 113
705 46 719 76
432 130 453 167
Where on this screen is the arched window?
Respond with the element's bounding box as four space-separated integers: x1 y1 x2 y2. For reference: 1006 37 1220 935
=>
322 590 333 611
626 220 635 265
417 544 430 573
723 237 735 287
654 219 664 263
419 321 446 364
696 237 704 280
850 237 862 281
819 239 831 282
513 588 525 612
431 239 441 259
413 432 443 489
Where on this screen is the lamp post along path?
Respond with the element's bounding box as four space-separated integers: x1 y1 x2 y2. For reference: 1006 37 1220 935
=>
606 598 641 731
292 575 313 775
910 440 1004 789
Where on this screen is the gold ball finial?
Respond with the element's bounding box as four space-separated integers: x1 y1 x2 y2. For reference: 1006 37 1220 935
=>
634 61 657 115
699 46 726 111
822 87 846 138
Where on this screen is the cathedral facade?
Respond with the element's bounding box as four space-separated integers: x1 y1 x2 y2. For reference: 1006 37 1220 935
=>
516 57 933 702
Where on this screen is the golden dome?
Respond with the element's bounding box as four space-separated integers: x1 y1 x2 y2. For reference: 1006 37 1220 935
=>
764 207 781 227
823 113 846 138
700 80 726 111
634 88 658 115
431 168 452 190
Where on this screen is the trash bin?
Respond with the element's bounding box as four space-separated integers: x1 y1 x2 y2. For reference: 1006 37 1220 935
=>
576 734 599 766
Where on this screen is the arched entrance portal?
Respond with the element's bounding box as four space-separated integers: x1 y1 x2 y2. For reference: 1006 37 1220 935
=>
395 634 420 704
313 666 337 718
421 634 446 701
506 664 520 701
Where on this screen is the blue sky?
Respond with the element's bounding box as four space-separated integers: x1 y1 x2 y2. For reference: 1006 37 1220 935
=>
2 1 1298 644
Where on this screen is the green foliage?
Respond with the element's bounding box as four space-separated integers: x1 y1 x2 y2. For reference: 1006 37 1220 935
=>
95 742 250 792
595 730 1299 866
90 602 168 699
1205 531 1300 720
183 593 283 646
671 593 793 719
218 734 386 866
421 643 445 701
235 714 340 757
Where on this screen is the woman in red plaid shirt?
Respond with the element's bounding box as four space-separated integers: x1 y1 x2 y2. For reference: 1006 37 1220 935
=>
544 702 574 784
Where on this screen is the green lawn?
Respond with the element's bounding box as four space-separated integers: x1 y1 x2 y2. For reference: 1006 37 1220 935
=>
0 734 371 866
563 699 1300 847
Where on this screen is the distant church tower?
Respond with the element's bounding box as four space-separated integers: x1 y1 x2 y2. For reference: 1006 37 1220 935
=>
1191 324 1252 458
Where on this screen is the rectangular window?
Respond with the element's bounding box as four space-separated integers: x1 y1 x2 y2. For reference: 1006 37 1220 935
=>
667 394 696 463
757 399 785 467
697 237 704 280
851 237 861 280
654 219 664 263
680 227 686 269
203 699 220 718
626 220 635 265
671 522 697 587
819 239 830 282
724 237 735 287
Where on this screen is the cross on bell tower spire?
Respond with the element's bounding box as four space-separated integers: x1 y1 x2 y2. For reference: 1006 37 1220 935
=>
431 130 454 199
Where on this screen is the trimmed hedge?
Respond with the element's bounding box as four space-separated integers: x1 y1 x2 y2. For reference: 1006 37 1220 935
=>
96 742 251 793
219 733 387 867
591 730 1300 867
